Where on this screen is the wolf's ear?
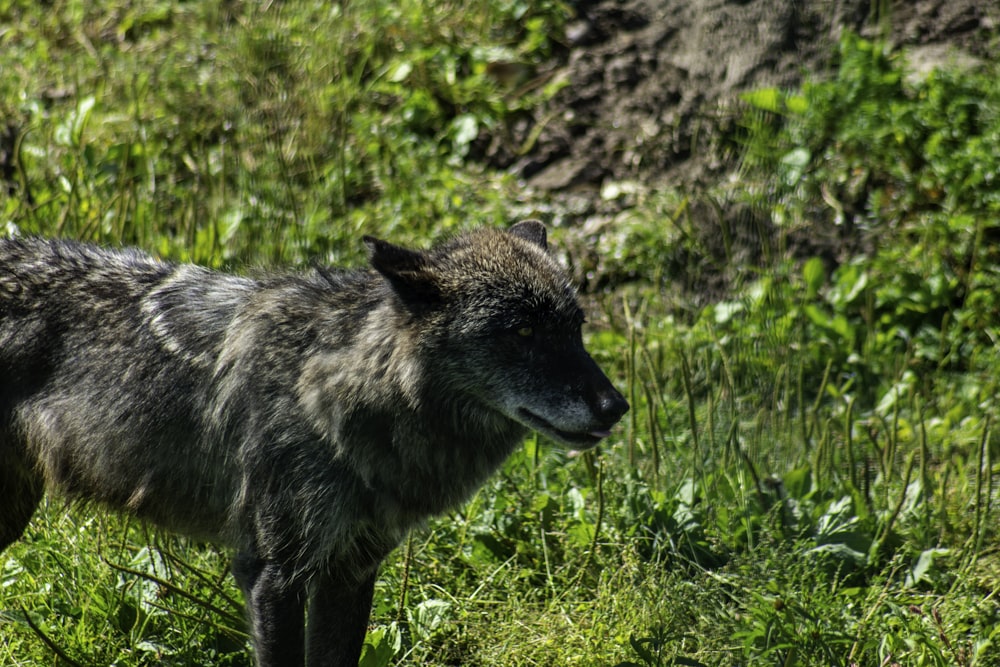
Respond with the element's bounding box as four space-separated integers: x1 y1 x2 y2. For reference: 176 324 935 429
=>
509 219 547 250
364 236 441 304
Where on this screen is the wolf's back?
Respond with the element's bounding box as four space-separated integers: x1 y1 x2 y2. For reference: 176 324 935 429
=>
0 237 258 365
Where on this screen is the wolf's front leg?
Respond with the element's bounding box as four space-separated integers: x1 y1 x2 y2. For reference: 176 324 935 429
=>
234 553 307 667
306 571 377 667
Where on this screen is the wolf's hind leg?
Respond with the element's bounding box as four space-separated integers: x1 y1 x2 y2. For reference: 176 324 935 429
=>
0 453 44 552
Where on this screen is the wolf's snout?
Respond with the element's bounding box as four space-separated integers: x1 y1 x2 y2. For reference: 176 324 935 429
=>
596 389 629 426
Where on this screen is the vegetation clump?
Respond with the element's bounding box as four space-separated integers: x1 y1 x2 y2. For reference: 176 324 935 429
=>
1 2 998 665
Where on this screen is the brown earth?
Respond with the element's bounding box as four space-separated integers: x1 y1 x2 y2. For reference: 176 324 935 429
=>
477 0 998 300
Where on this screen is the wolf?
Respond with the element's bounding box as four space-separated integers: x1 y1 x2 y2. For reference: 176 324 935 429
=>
0 220 628 666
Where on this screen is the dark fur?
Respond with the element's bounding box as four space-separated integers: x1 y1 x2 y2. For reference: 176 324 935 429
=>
0 221 628 666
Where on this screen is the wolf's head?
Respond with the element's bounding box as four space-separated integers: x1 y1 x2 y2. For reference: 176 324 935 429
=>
364 220 628 449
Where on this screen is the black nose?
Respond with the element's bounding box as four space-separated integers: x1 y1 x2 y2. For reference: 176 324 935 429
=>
598 389 629 425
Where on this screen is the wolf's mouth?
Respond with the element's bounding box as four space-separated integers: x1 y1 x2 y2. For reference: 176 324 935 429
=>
516 408 609 449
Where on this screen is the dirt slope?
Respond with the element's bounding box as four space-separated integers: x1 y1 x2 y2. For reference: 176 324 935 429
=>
481 0 997 299
485 0 997 194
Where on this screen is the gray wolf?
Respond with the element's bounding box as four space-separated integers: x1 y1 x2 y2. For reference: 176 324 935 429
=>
0 220 628 666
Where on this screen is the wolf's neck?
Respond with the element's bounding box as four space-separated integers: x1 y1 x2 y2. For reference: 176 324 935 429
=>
297 301 526 517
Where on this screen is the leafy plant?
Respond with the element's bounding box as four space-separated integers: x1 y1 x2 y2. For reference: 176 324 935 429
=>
3 11 1000 667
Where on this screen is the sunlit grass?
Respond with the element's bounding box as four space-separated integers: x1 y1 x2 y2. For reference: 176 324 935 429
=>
2 3 999 666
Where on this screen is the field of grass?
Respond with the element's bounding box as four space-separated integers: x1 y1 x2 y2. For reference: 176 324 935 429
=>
2 2 1000 666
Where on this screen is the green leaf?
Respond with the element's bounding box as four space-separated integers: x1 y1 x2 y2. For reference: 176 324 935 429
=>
360 623 402 667
742 87 782 113
408 600 451 642
54 95 96 148
803 303 832 329
905 549 949 588
808 542 868 568
779 147 811 185
389 61 412 83
803 257 825 298
713 300 744 324
829 263 868 306
567 520 595 547
783 466 813 500
785 93 809 114
450 113 479 157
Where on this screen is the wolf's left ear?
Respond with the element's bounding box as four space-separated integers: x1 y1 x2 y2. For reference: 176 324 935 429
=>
364 236 441 304
509 219 547 250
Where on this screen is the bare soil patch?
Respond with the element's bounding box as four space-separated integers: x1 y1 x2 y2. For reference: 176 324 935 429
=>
488 0 996 193
478 0 997 299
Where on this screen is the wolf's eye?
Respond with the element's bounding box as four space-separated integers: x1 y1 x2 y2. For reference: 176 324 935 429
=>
516 326 534 338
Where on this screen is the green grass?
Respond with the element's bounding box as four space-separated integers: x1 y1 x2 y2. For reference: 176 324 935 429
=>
2 3 1000 666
